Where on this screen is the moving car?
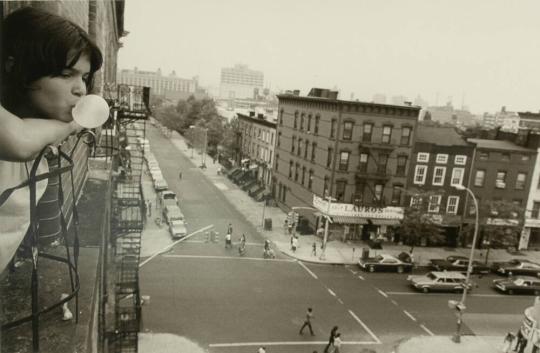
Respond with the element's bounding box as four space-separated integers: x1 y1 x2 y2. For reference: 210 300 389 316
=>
162 205 184 224
493 276 540 295
168 219 187 239
358 254 413 273
429 255 491 274
492 259 540 277
408 271 473 293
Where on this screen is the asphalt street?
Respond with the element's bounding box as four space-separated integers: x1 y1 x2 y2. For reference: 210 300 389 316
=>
139 125 531 353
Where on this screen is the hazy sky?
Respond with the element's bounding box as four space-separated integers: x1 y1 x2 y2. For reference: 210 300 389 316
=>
119 0 540 114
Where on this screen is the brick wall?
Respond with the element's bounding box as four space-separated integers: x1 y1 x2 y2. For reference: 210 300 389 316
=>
1 0 124 238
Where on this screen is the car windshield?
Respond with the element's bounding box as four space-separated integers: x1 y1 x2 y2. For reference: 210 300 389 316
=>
515 279 525 286
374 255 384 262
427 273 437 280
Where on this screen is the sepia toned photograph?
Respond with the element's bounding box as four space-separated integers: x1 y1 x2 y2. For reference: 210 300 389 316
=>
1 1 540 352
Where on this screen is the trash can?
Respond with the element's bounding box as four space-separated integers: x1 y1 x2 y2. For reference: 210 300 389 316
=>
264 218 272 230
362 248 370 260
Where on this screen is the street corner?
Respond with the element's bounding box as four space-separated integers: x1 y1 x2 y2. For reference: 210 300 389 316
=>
393 335 498 353
139 332 206 353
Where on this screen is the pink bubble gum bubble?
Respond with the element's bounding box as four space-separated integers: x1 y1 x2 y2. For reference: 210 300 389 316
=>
72 95 109 128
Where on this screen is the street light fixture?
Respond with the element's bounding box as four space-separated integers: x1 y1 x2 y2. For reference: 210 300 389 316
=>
320 190 336 261
451 183 479 343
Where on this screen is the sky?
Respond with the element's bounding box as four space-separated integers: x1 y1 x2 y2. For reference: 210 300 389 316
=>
119 0 540 115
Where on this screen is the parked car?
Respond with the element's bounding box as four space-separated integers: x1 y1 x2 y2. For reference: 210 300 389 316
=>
168 219 187 239
162 205 184 224
153 178 168 191
493 276 540 295
408 271 474 293
358 254 413 273
492 259 540 277
429 256 491 274
160 190 179 207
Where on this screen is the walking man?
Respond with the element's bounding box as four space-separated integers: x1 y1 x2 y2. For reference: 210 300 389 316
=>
312 242 317 256
324 326 338 353
299 307 315 336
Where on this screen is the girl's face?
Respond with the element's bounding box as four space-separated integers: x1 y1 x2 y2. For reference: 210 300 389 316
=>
26 53 90 122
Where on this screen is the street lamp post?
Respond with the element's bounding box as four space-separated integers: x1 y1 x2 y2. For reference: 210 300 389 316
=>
320 191 336 261
451 184 479 343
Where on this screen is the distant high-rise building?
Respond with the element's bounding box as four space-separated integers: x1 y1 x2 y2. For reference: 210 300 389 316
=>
118 67 198 102
220 64 264 99
391 95 408 106
413 95 429 108
372 93 386 104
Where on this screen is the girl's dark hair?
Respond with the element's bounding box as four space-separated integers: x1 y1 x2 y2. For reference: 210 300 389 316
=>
1 7 103 112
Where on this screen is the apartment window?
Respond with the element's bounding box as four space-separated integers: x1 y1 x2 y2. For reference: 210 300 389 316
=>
414 165 428 185
275 154 279 171
336 180 346 201
279 109 284 125
359 153 368 172
343 121 353 140
304 140 309 159
277 132 281 147
479 151 489 160
294 111 298 129
300 113 305 130
451 168 464 186
455 155 467 165
501 153 510 161
428 195 442 213
295 163 299 182
446 196 459 214
516 172 527 190
288 160 293 178
400 127 411 145
307 114 312 132
354 182 365 204
377 153 388 174
391 186 402 205
301 166 306 185
330 119 337 138
323 176 329 194
308 170 314 190
362 123 373 142
436 154 448 164
474 170 485 187
396 155 407 176
297 138 302 156
417 152 429 162
381 125 392 144
311 142 317 162
532 202 540 219
374 184 384 201
432 166 446 186
327 147 333 167
495 171 507 189
522 154 531 161
291 136 296 153
339 151 350 171
314 115 320 135
410 195 422 208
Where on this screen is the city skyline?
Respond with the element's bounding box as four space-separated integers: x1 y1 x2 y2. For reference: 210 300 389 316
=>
118 0 540 115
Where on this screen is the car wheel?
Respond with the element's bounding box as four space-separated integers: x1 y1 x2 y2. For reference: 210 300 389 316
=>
422 287 429 293
507 271 513 277
369 266 376 273
397 266 404 274
535 290 540 296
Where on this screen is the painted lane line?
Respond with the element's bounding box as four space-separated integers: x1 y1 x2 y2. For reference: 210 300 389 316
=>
337 298 344 305
357 275 365 280
327 288 336 297
420 324 435 336
403 310 417 322
209 341 380 347
297 261 318 279
391 300 398 306
163 254 294 262
140 224 214 267
386 291 508 298
348 310 381 344
376 288 388 298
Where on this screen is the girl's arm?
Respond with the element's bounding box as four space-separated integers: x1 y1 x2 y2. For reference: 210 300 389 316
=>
0 105 79 161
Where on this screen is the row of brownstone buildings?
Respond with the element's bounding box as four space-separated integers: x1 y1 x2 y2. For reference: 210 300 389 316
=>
237 88 540 250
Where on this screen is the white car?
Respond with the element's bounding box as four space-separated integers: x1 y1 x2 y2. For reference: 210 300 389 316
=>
408 271 473 293
169 219 187 239
153 178 168 191
160 190 179 207
162 205 184 223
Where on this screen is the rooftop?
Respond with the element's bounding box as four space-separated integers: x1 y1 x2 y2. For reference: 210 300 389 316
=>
416 125 469 146
467 138 536 152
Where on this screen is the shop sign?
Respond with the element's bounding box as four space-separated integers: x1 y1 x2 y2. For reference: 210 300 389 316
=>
526 219 540 228
486 218 520 226
312 195 403 220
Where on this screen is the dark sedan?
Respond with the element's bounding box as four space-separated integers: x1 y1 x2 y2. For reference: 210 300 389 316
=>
493 276 540 295
492 259 540 277
358 254 414 273
430 256 491 274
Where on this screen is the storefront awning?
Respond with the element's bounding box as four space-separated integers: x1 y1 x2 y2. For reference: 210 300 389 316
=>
331 216 368 224
370 219 401 226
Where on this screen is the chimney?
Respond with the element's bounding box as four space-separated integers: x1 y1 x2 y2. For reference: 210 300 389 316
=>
249 111 255 117
257 113 264 119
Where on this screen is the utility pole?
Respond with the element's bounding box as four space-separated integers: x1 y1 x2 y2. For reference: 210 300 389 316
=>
319 190 336 261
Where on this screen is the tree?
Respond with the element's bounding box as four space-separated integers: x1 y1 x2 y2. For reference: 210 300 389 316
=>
400 206 445 253
153 105 183 132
